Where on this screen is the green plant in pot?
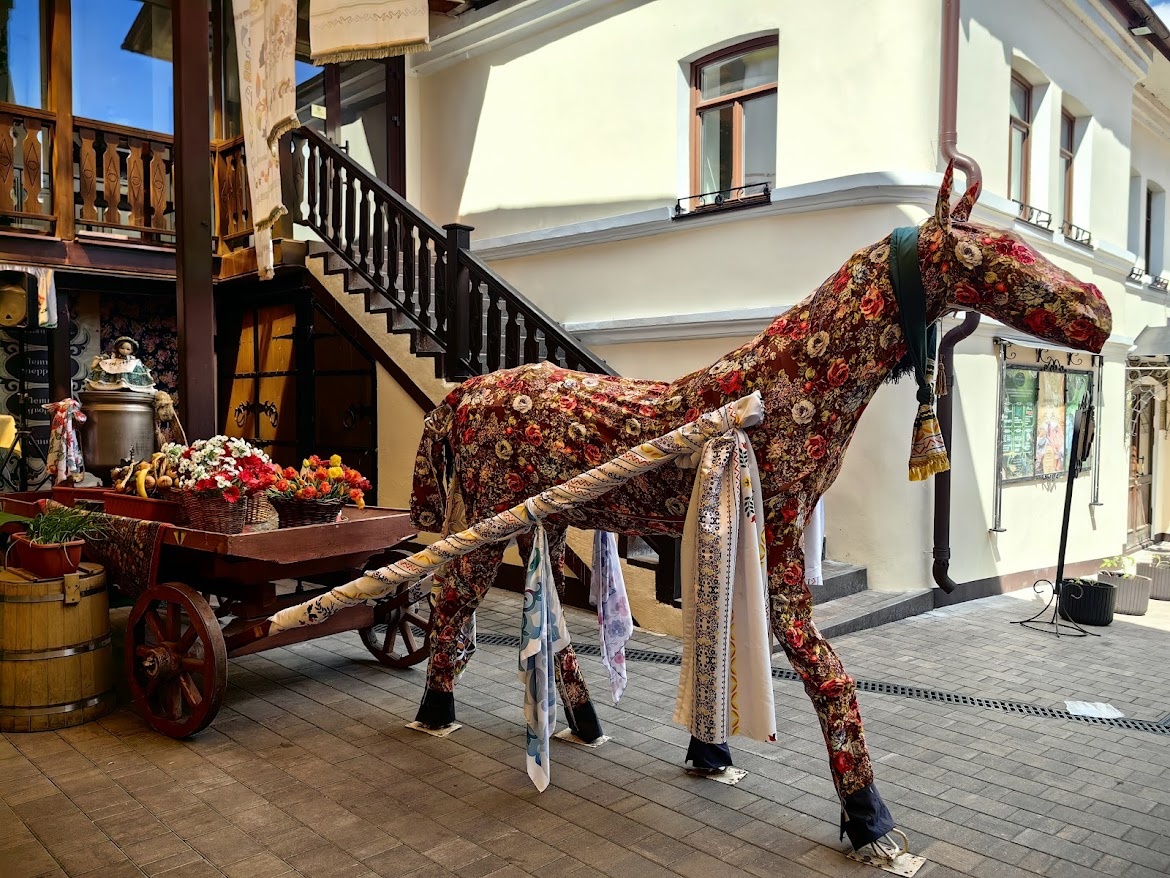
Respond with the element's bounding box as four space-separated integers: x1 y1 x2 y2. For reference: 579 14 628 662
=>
5 506 109 579
1101 554 1153 617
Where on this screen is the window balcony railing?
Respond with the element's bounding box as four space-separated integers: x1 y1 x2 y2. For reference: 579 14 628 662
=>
674 181 771 218
1150 275 1169 292
1015 200 1052 230
1061 220 1091 247
1129 265 1146 283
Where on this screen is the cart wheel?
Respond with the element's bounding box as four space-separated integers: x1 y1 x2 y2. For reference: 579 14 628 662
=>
358 552 432 669
126 582 227 738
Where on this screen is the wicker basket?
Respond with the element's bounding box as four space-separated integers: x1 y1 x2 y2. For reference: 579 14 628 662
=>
245 494 274 525
269 496 345 529
179 492 248 534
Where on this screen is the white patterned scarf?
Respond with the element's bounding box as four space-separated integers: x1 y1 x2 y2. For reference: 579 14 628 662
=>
518 517 571 791
592 530 632 703
673 430 777 745
310 0 430 64
233 0 299 279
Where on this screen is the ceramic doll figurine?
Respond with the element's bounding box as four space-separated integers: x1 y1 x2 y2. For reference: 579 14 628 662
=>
84 336 157 394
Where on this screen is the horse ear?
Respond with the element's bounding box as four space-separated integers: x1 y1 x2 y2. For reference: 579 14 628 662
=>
952 176 982 222
935 161 955 234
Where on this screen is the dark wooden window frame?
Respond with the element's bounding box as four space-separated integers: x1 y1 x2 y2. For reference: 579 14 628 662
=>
1008 73 1031 205
689 35 778 202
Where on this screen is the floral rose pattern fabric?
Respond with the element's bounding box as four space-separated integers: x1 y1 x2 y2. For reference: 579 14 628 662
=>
412 166 1111 798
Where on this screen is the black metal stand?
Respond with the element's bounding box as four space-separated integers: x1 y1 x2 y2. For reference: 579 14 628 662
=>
1014 405 1098 638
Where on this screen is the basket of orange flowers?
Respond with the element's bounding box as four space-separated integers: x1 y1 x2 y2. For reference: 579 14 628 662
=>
266 454 370 529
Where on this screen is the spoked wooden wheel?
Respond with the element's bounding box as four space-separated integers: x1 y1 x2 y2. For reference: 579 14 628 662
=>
358 551 433 669
126 582 227 738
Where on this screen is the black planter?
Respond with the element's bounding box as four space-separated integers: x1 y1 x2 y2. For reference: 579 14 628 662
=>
1058 578 1115 626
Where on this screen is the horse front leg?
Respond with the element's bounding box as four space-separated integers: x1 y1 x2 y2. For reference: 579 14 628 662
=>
768 529 897 851
416 543 505 728
516 526 605 743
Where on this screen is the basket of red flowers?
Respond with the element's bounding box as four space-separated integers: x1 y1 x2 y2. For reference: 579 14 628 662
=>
267 454 370 529
172 437 279 534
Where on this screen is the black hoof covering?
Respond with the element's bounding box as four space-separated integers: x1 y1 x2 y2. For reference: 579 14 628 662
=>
567 701 604 743
840 783 896 850
416 689 456 728
685 737 733 770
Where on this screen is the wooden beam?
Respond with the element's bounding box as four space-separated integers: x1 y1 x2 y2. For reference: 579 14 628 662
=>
46 0 73 240
172 0 217 439
386 57 406 197
47 297 71 402
325 64 342 144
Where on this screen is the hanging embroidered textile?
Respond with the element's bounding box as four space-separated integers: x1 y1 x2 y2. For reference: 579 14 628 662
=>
518 516 571 791
673 426 777 746
310 0 430 65
43 399 86 485
232 0 299 279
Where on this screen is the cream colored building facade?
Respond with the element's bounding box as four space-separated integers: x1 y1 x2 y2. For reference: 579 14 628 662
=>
368 0 1170 595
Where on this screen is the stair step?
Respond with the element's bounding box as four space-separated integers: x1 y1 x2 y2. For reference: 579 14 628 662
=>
809 560 868 605
796 589 934 640
414 333 444 354
346 272 374 292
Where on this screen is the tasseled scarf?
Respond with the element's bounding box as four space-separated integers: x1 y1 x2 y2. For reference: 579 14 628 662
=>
889 226 949 481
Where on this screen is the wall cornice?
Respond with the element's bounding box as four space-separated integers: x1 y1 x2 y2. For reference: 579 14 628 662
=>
1134 83 1170 139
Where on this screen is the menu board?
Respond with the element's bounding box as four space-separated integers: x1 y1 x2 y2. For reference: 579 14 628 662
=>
1000 366 1093 481
1001 368 1038 480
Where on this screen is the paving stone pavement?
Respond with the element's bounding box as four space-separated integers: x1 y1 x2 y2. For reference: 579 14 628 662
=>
3 587 1170 878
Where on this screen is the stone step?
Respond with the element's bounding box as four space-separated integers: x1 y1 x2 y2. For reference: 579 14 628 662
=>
796 588 935 641
810 559 867 605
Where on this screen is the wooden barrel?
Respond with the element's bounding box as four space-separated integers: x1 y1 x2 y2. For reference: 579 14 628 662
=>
0 564 115 732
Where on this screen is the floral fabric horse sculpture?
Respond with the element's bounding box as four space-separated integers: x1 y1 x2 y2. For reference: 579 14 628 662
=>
409 165 1112 848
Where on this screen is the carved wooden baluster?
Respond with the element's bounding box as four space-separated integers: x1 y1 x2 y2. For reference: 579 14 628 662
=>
20 120 42 214
102 134 121 224
344 173 357 258
548 341 564 369
0 115 14 214
237 149 251 233
330 162 343 248
126 137 145 229
523 317 540 363
402 222 417 317
318 148 331 238
358 182 371 275
504 304 520 368
290 140 305 224
371 196 385 287
78 127 98 222
220 151 236 236
434 249 447 334
418 233 432 331
485 288 501 372
387 211 402 292
150 143 168 230
305 140 318 228
467 277 484 373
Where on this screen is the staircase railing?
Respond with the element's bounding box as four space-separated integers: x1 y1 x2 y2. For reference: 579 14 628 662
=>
284 127 679 605
285 127 611 380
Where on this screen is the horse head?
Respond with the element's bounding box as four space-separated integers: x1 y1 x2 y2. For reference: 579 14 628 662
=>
923 164 1112 353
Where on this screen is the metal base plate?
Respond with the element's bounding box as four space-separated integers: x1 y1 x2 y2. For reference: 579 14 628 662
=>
405 721 462 738
846 849 926 876
553 728 610 748
686 766 747 785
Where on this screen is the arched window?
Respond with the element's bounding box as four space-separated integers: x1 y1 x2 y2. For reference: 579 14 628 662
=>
690 37 777 209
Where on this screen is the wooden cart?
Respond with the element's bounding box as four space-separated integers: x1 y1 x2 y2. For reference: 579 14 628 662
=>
124 507 428 738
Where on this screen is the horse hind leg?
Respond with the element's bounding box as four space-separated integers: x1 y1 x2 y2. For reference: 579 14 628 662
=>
516 525 605 743
415 542 506 728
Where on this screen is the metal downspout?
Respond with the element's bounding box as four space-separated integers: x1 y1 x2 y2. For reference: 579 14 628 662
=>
933 0 983 594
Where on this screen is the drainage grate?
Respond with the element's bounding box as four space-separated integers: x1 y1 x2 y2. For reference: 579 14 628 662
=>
474 632 1170 737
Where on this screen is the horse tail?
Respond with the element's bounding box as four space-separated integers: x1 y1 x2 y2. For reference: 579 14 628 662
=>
410 402 455 532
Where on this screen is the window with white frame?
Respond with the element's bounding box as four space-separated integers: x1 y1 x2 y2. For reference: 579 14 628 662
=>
1008 74 1032 206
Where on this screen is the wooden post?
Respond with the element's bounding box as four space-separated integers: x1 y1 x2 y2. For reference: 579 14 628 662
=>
385 57 406 197
46 0 73 240
443 223 473 382
172 0 217 439
47 297 71 403
325 64 342 145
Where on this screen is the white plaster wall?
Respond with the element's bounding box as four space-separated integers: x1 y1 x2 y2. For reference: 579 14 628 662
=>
413 0 942 239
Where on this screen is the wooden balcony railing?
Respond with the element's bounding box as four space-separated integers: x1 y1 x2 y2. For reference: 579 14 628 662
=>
73 117 174 243
0 103 56 235
212 135 252 254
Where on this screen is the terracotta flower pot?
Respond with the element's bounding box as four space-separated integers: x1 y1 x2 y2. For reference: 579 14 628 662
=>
10 536 85 579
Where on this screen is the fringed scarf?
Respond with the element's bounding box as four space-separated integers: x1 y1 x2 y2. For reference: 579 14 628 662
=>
889 226 949 481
